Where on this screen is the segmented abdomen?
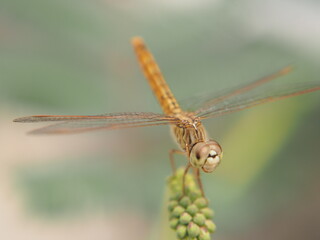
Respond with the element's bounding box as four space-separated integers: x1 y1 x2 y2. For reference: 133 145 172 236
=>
132 37 181 115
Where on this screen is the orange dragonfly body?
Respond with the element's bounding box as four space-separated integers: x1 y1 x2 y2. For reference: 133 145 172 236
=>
14 37 320 194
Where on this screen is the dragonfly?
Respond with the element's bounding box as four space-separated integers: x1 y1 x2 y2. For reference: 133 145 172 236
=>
14 37 320 196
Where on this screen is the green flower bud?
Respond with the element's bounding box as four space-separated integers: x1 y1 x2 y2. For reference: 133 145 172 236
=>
179 196 191 208
193 197 208 209
168 167 216 239
170 192 182 201
189 189 202 202
193 213 206 226
187 222 200 238
169 218 179 229
186 204 199 216
179 212 192 225
168 200 178 211
200 207 214 219
172 206 185 217
177 225 187 239
170 179 178 187
199 227 211 240
205 220 216 233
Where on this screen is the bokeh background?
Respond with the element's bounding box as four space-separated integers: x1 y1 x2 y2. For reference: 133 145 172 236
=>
1 0 320 239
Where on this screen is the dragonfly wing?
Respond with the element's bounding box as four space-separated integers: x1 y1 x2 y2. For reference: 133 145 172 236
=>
195 82 320 119
13 112 179 134
180 66 293 112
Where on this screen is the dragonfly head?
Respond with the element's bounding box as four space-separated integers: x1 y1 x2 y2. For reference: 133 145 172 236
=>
190 140 222 173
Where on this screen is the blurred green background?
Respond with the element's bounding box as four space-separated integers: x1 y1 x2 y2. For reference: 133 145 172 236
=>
1 0 320 239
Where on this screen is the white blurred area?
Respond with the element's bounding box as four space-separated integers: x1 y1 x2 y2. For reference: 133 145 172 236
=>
152 0 221 10
237 0 320 59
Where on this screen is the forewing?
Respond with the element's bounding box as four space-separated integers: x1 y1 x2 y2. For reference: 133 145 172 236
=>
180 66 293 112
195 82 320 119
13 112 179 134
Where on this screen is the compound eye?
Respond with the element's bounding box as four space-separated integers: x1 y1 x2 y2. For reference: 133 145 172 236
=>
190 142 209 168
190 140 223 171
202 142 222 173
209 150 217 157
202 155 220 173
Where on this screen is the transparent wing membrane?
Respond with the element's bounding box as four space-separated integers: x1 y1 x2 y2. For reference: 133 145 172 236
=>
196 82 320 119
26 120 173 134
180 66 293 112
14 112 179 134
14 66 320 134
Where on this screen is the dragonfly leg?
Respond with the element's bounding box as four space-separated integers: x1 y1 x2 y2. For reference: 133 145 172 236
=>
182 162 191 196
169 149 186 174
194 168 206 198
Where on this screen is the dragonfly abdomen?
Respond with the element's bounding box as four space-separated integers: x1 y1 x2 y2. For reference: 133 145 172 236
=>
132 37 181 115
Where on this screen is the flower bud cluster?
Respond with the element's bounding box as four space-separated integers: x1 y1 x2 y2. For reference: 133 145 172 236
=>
168 168 216 240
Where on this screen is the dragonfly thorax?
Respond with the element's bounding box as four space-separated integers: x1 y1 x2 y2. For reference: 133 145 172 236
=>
174 112 201 129
171 112 204 150
171 112 222 173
